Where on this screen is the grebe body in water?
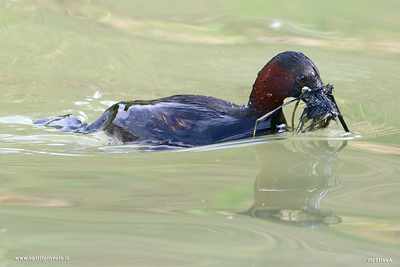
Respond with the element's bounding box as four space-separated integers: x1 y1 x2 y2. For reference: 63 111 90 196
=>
34 51 327 147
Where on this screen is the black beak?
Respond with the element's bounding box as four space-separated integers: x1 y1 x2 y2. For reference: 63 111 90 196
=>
326 92 350 133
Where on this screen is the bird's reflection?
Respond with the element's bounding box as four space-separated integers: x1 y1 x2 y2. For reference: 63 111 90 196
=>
242 140 347 228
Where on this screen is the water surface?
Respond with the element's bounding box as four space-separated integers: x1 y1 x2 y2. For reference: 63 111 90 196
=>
1 0 399 266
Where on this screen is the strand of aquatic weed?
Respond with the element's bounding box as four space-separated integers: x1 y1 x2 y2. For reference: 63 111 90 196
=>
291 100 301 133
291 92 306 132
252 97 303 138
298 113 331 133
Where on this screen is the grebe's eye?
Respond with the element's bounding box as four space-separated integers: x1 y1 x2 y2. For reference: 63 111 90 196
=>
296 75 307 85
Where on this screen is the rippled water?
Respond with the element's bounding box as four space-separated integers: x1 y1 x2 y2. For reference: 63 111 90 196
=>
1 0 399 266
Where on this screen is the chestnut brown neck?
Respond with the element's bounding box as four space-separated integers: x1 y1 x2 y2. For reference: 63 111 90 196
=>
248 59 295 118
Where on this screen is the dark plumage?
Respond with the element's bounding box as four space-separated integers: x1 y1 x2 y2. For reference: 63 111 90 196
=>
34 51 346 147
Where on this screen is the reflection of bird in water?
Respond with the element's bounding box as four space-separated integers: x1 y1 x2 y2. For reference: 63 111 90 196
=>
241 140 347 228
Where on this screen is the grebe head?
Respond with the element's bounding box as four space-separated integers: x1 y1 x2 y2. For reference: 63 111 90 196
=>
249 51 323 116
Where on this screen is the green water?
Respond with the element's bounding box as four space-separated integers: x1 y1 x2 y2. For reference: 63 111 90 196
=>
1 0 399 266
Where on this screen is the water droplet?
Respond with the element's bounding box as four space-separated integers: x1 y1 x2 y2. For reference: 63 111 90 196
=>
93 91 103 99
78 111 88 120
270 21 282 29
75 101 89 106
266 93 272 97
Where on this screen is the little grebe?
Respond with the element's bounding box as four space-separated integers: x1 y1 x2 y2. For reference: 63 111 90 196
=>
34 51 326 147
